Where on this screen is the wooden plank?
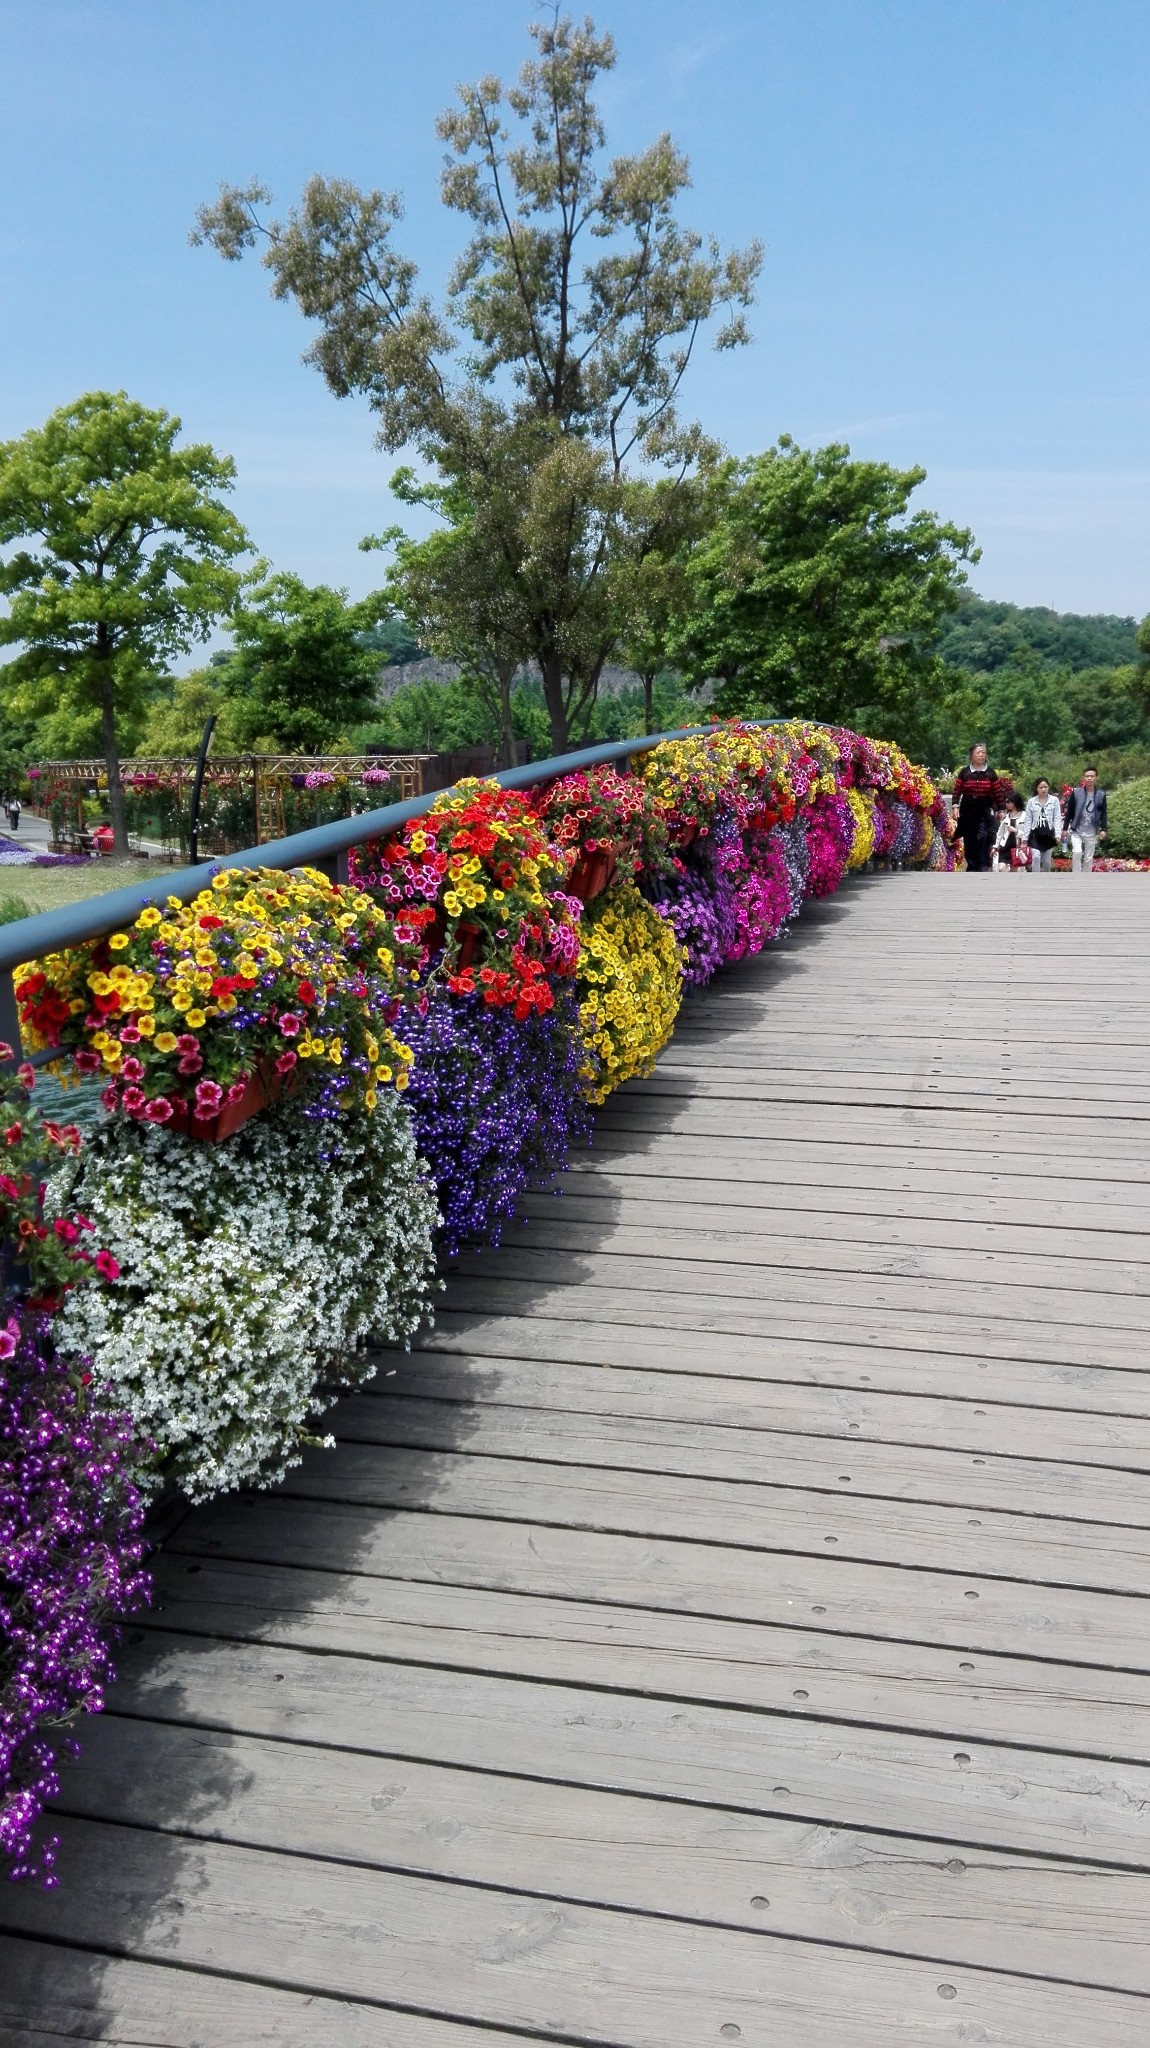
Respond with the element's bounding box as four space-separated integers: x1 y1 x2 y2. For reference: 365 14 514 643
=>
0 1935 514 2047
362 1352 1150 1466
332 1392 1150 1525
10 1819 1148 2048
416 1314 1150 1408
437 1270 1150 1361
477 1213 1150 1300
54 1714 1150 1997
146 1551 1150 1761
551 1185 1150 1263
56 1629 1150 1868
175 1494 1150 1670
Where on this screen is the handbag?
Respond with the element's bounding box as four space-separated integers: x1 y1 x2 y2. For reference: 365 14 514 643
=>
1028 801 1057 852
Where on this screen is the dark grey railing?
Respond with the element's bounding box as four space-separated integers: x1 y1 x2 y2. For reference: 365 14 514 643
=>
0 725 728 1063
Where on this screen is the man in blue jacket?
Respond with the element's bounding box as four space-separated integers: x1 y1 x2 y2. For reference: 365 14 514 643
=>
1063 768 1107 872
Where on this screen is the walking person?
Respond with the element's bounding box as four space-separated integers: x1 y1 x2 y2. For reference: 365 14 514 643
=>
1063 767 1107 873
951 743 1000 872
992 800 1022 872
1020 778 1062 873
6 796 20 832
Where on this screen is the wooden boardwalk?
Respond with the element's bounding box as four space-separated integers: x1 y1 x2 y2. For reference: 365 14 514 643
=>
4 871 1150 2045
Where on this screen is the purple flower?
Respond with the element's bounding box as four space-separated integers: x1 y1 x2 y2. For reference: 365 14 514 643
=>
401 985 593 1256
1 1314 150 1884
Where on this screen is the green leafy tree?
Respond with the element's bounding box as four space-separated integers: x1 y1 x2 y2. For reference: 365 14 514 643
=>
192 12 760 751
134 669 246 757
219 570 389 752
0 392 249 851
937 591 1141 674
977 650 1079 769
668 439 978 752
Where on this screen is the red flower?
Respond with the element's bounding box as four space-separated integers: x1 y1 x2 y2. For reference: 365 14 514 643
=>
296 979 316 1005
94 1249 121 1281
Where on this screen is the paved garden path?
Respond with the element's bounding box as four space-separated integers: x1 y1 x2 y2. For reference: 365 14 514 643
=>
4 872 1150 2045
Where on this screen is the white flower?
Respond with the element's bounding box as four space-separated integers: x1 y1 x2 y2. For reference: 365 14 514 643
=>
52 1099 440 1503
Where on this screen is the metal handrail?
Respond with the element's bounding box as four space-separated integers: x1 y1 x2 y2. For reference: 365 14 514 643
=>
0 724 733 1052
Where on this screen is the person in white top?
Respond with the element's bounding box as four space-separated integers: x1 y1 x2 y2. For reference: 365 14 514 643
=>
1019 778 1062 872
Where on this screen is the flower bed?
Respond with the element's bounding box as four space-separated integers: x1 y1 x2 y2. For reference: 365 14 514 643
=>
3 717 949 1881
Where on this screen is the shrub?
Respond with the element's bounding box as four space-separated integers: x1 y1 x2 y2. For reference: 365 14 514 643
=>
51 1097 439 1502
1107 777 1150 858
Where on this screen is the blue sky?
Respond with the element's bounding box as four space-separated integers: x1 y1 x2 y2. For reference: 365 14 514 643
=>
2 0 1148 632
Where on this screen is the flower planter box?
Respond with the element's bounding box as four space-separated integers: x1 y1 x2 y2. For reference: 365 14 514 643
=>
566 846 618 902
168 1062 300 1145
428 911 483 966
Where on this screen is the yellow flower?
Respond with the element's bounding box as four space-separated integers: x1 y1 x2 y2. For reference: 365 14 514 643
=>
373 1064 393 1084
185 1009 207 1030
170 991 191 1014
155 1030 179 1053
136 906 162 929
328 1043 342 1066
136 1014 156 1037
364 1088 378 1111
443 891 461 915
395 1069 409 1091
211 872 231 891
108 933 130 952
216 993 238 1014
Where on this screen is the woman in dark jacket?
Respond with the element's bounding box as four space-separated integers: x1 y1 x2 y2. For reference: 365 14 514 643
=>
951 744 1000 872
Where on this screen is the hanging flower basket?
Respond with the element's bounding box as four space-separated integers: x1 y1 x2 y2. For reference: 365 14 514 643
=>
427 910 484 966
566 846 619 902
167 1061 301 1145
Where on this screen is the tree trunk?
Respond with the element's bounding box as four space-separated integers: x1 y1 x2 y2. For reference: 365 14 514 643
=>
538 650 569 755
643 668 656 736
496 658 516 769
96 643 129 856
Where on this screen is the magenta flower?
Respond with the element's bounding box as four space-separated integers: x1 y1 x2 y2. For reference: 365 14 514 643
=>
143 1097 173 1124
120 1087 146 1116
74 1049 102 1074
176 1034 200 1054
224 1079 247 1106
100 1085 119 1113
119 1028 141 1047
94 1249 121 1280
176 1053 203 1076
193 1079 224 1117
274 1049 297 1075
120 1057 144 1082
277 1012 302 1037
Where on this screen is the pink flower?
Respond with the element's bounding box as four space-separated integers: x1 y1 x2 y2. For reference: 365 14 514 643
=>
0 1320 17 1359
94 1249 121 1281
274 1049 297 1075
75 1048 102 1073
277 1012 302 1037
121 1087 147 1116
225 1079 247 1105
144 1096 173 1124
120 1026 141 1046
121 1056 145 1081
177 1053 203 1076
53 1218 80 1244
194 1079 224 1116
0 1041 12 1063
176 1033 200 1054
100 1084 120 1112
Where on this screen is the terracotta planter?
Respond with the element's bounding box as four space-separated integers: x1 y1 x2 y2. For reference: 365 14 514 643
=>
168 1061 300 1145
428 911 483 967
567 846 619 903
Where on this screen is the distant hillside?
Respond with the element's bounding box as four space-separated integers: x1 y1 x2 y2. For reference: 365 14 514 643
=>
936 591 1140 674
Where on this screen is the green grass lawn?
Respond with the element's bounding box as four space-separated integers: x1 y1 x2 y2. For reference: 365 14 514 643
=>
0 858 161 920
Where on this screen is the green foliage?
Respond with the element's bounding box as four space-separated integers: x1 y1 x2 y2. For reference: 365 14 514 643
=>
351 676 495 756
357 617 426 666
133 669 245 757
1107 777 1150 857
668 439 978 757
193 13 760 750
936 590 1140 674
978 653 1079 765
0 895 28 927
0 391 249 848
220 571 388 752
